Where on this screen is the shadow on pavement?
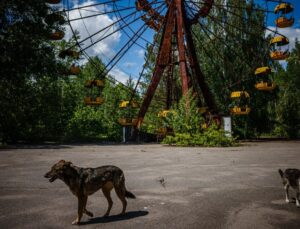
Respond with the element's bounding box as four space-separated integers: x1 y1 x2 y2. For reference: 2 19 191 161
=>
81 211 149 225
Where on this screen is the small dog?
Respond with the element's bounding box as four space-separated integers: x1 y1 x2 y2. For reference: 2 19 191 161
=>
278 168 300 207
44 160 136 225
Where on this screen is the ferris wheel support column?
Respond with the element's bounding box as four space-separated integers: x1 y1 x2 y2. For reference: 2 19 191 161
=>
175 0 190 96
133 5 176 137
182 5 217 112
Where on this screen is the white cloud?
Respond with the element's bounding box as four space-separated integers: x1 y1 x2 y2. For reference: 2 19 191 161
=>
64 1 121 59
109 67 131 84
267 26 300 51
109 66 139 86
134 49 145 58
123 62 137 68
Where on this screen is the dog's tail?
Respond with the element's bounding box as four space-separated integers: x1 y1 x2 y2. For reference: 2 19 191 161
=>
125 190 136 199
278 169 284 178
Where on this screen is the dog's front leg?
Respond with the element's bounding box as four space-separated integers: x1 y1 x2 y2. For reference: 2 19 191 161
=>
285 185 290 203
296 192 300 207
83 195 94 217
72 196 84 225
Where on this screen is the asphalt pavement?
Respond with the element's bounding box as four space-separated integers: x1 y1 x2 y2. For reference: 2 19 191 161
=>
0 141 299 228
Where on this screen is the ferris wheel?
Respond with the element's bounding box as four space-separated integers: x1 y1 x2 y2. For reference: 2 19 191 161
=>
45 0 295 135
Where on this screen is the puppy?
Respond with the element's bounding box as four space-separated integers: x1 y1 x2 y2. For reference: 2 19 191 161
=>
278 168 300 207
44 160 136 225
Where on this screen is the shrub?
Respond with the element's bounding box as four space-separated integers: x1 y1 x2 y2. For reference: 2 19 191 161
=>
161 91 237 147
162 124 236 147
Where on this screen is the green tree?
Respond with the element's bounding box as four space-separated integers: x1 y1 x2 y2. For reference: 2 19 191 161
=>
0 0 66 142
274 40 300 138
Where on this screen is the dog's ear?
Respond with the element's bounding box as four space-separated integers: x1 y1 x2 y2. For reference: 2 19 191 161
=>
278 169 284 178
58 160 65 163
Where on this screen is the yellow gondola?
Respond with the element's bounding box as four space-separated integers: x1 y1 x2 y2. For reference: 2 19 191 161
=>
119 100 138 126
270 50 290 60
158 110 173 118
84 96 104 106
230 91 250 99
270 36 289 46
119 100 139 108
254 66 271 75
275 17 294 28
198 107 209 114
69 65 81 75
156 127 173 137
85 80 105 87
230 91 251 115
118 118 138 126
274 3 294 14
46 0 61 4
270 36 290 61
255 82 276 91
49 31 64 40
254 67 276 91
84 79 104 105
45 13 65 25
59 49 80 59
231 106 251 115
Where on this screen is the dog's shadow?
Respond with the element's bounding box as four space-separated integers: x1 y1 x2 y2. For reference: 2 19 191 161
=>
81 211 149 225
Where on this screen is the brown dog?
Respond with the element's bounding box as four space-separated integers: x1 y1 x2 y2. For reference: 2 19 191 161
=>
44 160 136 225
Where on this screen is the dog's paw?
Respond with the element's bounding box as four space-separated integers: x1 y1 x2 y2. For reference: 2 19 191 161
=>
72 220 80 225
285 199 291 203
87 212 93 217
84 210 93 217
118 212 126 216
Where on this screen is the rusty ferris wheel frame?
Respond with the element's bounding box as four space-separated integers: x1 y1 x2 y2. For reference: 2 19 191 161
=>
134 0 217 134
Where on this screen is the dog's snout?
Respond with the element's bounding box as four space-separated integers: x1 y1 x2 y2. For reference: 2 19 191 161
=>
44 172 50 178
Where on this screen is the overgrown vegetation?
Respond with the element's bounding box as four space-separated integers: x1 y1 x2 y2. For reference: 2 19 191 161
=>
161 92 236 147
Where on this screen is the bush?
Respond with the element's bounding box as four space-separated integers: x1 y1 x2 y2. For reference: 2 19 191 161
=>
162 125 236 147
161 91 237 147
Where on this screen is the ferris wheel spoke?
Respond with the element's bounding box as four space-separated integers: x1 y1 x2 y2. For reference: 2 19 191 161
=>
68 6 137 22
129 19 168 101
98 24 150 78
62 0 122 12
78 0 166 52
81 50 138 95
187 13 227 80
67 9 138 51
113 1 166 51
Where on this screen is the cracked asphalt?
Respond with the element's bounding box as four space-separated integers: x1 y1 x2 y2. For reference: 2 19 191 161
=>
0 141 299 228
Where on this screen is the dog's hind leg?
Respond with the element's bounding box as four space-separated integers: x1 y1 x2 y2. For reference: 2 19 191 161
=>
83 196 93 217
115 186 127 215
102 182 114 217
72 196 85 225
114 173 127 215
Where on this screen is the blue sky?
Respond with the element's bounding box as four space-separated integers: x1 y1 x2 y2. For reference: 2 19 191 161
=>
60 0 300 83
